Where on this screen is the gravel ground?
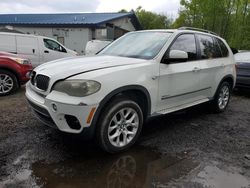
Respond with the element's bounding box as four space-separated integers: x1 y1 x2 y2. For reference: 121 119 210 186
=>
0 87 250 188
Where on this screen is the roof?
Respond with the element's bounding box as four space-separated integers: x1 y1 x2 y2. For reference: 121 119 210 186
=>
0 12 142 29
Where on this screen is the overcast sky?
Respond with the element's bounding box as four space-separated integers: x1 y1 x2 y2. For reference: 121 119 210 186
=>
0 0 180 18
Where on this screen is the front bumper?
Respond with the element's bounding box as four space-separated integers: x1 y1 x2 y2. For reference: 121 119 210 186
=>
26 82 98 134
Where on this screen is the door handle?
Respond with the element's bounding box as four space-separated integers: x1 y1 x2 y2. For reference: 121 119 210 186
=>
221 64 226 67
44 50 49 53
152 76 158 80
192 67 200 72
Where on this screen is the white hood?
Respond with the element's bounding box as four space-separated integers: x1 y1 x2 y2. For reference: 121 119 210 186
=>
34 55 146 79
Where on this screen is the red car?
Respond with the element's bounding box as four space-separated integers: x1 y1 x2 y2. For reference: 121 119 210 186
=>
0 51 33 96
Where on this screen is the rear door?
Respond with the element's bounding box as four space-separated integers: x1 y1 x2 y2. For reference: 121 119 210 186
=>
197 34 230 98
0 34 16 53
16 35 40 67
158 33 203 111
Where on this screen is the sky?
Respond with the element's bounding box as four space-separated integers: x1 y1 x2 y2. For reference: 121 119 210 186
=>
0 0 180 18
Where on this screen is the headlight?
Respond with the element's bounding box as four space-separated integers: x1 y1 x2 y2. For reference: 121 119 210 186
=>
53 80 101 97
10 57 31 65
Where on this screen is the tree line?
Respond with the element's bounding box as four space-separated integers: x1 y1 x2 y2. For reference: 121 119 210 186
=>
174 0 250 50
121 0 250 50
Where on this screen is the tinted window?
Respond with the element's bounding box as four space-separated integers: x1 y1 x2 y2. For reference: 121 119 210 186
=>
43 39 66 53
197 35 221 59
217 38 229 57
213 38 223 58
169 34 197 61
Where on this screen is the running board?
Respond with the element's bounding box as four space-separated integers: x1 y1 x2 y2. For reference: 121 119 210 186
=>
157 98 210 115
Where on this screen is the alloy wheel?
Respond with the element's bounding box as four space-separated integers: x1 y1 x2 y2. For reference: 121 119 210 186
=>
218 85 230 110
108 107 139 147
0 74 14 94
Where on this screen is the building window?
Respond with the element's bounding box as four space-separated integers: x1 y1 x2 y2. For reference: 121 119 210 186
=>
57 37 65 45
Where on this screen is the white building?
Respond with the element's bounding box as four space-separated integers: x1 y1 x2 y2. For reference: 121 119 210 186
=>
0 12 141 54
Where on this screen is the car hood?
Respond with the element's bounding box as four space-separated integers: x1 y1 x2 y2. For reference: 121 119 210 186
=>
34 55 147 79
0 51 27 59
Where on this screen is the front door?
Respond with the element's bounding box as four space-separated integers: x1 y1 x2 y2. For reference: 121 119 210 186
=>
42 38 68 63
157 34 205 111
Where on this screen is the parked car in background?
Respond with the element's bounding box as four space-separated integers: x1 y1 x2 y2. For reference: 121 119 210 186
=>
0 51 32 96
0 32 77 67
85 40 112 55
234 51 250 88
26 28 236 153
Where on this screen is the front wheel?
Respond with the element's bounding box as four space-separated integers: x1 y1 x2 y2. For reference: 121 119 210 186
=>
210 82 231 113
0 70 19 96
96 98 143 153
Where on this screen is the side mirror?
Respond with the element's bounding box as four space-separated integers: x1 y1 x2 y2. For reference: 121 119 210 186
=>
59 46 67 53
169 50 188 59
162 50 188 64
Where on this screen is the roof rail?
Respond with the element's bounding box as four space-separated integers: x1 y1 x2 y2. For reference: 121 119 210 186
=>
178 27 219 36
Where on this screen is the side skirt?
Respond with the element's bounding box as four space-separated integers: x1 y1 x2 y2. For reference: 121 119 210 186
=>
152 98 210 116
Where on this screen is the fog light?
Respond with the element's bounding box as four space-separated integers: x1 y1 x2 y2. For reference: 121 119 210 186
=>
52 103 57 112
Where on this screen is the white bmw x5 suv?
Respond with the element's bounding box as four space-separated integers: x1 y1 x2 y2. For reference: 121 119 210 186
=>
26 27 236 153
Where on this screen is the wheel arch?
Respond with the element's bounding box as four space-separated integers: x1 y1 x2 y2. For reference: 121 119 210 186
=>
213 74 234 99
0 66 20 85
85 85 152 138
218 74 234 89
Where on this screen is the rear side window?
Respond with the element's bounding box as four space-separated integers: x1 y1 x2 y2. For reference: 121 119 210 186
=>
217 38 229 57
169 34 197 61
212 38 223 58
197 34 222 59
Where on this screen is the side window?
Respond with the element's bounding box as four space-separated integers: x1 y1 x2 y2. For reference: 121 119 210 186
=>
169 34 197 61
43 39 66 53
217 38 229 57
197 34 220 59
213 37 223 58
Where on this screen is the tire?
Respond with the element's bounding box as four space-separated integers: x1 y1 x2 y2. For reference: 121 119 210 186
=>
0 70 19 96
96 97 144 153
210 81 231 113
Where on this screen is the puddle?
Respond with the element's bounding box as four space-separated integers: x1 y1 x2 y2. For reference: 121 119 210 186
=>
2 146 250 188
193 165 250 188
31 147 198 188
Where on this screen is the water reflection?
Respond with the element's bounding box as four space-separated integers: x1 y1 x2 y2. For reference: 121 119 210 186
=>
106 155 136 188
32 147 198 188
32 146 250 188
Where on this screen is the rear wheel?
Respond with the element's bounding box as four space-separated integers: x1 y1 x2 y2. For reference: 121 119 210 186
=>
210 81 231 113
0 70 19 96
96 97 143 153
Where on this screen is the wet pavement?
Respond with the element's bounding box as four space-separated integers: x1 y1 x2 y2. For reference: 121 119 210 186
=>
0 87 250 188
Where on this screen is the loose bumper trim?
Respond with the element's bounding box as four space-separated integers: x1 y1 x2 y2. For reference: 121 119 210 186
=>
27 99 57 129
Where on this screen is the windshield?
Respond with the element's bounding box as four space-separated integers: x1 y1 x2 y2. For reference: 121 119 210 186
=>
99 31 172 59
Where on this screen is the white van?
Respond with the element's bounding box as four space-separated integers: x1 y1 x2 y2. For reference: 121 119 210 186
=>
0 32 77 67
85 40 112 55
